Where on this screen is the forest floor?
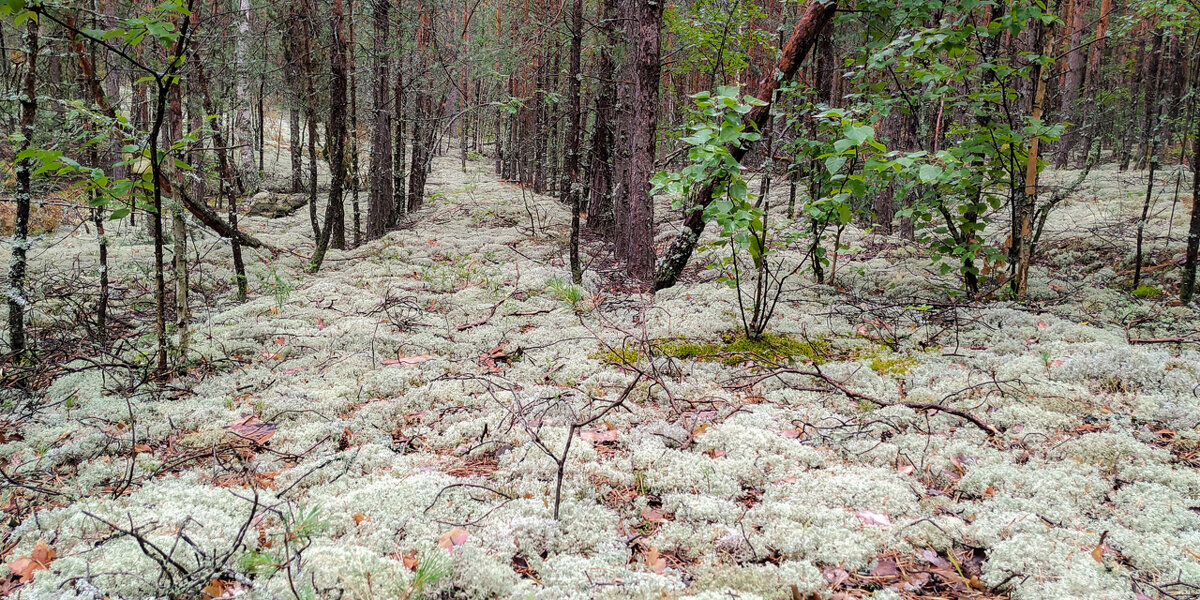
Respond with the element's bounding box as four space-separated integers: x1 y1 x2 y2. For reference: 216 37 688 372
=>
3 148 1200 600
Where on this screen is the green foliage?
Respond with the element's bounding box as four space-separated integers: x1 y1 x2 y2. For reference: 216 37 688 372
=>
663 0 772 82
545 276 585 311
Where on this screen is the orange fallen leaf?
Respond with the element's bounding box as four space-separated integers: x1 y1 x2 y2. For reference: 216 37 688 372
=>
402 551 419 571
7 540 55 582
133 444 153 453
353 512 366 525
1092 531 1109 563
438 527 469 553
202 579 228 599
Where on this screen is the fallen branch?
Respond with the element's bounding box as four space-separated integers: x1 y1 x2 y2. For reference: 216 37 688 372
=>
457 264 519 330
744 367 1000 437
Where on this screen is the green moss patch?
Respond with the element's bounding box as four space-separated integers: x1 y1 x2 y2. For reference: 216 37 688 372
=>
596 332 828 367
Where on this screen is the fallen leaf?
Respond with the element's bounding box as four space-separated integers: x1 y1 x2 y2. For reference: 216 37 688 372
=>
202 579 228 599
1037 319 1047 330
133 444 153 453
382 354 433 366
317 317 326 330
10 540 54 582
438 527 469 553
402 551 419 571
870 558 899 577
897 464 914 476
640 507 666 523
580 428 619 443
645 545 666 574
1091 531 1109 563
225 415 277 445
275 336 286 346
855 510 891 527
353 512 366 525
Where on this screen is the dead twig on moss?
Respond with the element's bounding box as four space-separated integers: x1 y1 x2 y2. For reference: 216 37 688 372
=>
739 365 1000 437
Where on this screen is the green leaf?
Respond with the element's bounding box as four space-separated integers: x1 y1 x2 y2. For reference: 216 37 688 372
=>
825 156 847 175
845 124 874 146
918 164 943 183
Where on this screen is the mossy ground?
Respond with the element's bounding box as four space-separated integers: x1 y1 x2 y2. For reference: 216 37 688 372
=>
2 147 1199 600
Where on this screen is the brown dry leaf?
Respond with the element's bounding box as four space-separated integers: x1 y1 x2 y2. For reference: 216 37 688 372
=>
133 444 153 453
402 551 419 571
201 579 228 599
382 354 433 366
896 463 914 476
275 336 287 346
438 527 469 553
353 512 366 525
269 306 279 315
6 540 55 582
225 415 277 445
1092 530 1109 563
645 545 666 574
869 558 899 577
640 507 666 523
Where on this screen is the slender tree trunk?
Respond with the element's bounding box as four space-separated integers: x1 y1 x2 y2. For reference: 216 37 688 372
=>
311 0 350 272
235 0 256 187
587 0 618 234
1015 20 1054 298
367 0 394 239
8 18 37 359
562 0 584 284
1054 0 1089 167
1079 0 1111 167
348 0 362 247
1181 83 1200 303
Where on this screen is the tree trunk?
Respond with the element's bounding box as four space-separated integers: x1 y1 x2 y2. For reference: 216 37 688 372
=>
368 0 394 239
1180 81 1200 303
562 0 584 284
8 18 37 359
1054 0 1089 167
311 0 350 272
235 0 256 187
348 0 362 247
1079 0 1111 167
587 0 618 235
654 0 839 291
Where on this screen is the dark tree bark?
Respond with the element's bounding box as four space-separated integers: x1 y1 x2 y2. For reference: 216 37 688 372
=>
8 18 37 359
1181 83 1200 303
311 0 350 272
562 0 584 284
587 0 618 235
367 0 394 239
654 0 839 291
